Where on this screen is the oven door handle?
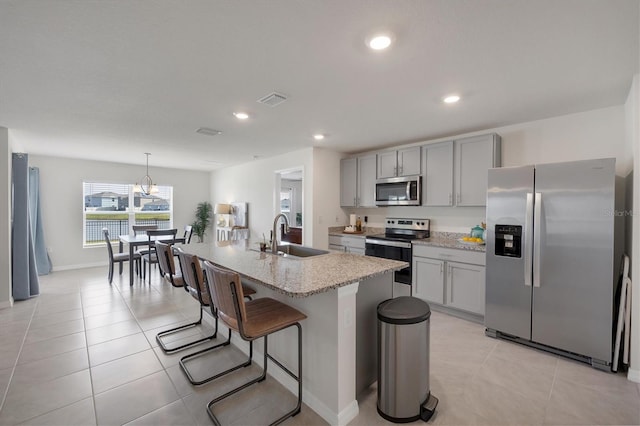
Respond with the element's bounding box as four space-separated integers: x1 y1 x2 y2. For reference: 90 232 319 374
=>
365 239 412 249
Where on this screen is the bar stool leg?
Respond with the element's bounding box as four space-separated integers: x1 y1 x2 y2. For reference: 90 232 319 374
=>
206 323 303 426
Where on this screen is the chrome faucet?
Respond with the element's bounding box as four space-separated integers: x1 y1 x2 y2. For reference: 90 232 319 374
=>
272 213 290 253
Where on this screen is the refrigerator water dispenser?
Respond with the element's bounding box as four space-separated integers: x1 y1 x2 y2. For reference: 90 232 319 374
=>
494 225 522 257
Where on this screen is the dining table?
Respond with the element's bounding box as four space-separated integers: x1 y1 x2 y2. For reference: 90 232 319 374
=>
118 234 186 285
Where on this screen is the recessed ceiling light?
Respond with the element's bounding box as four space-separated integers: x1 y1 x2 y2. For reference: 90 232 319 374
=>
233 112 249 120
313 134 325 141
443 95 461 104
367 34 392 50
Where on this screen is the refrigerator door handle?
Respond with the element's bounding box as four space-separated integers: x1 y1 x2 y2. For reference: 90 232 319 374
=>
524 193 534 287
533 192 542 288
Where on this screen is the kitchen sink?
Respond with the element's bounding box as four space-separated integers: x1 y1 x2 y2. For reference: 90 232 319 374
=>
276 244 329 258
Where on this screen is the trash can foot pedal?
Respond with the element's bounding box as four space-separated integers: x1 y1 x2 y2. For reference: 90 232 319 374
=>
420 393 438 422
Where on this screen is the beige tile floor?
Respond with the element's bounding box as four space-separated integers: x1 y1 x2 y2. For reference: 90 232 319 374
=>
0 266 638 425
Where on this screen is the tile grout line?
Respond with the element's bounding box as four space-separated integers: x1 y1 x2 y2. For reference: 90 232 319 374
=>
0 297 40 414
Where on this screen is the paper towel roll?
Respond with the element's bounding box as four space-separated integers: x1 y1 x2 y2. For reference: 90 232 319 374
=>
350 214 356 226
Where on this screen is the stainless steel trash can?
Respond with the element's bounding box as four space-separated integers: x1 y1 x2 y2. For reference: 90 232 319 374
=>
377 296 438 423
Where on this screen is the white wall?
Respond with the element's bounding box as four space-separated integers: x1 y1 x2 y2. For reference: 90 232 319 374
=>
29 155 210 270
349 105 628 233
312 148 346 249
0 128 12 308
210 148 314 245
628 74 640 381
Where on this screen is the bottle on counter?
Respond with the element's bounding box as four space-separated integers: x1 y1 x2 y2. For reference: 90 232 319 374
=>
356 216 362 232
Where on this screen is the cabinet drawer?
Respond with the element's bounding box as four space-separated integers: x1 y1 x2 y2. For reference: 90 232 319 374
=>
329 235 343 246
329 235 365 250
413 245 485 266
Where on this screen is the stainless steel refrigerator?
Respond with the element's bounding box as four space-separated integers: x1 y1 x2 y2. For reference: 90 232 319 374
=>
485 158 623 370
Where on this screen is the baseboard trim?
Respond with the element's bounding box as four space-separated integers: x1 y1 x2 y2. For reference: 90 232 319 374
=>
0 298 14 309
51 262 105 272
627 368 640 383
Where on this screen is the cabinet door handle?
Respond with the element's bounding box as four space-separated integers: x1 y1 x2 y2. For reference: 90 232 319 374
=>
440 263 443 274
456 193 461 204
353 197 356 206
448 193 452 205
399 165 403 175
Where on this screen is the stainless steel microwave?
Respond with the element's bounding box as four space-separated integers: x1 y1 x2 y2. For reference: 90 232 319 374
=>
375 176 422 206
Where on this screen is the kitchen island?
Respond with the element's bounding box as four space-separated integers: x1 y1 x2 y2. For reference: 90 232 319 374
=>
184 240 407 425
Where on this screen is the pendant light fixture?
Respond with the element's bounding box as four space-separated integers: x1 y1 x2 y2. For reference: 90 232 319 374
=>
133 153 159 195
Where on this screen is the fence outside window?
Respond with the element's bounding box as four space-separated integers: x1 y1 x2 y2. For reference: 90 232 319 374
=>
83 182 173 247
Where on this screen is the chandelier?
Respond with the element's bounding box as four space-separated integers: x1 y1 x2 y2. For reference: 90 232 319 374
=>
133 153 159 195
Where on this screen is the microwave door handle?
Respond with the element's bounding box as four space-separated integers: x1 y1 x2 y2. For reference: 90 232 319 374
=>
406 181 411 201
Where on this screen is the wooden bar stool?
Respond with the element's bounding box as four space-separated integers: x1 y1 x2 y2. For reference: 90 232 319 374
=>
177 251 256 385
202 261 307 426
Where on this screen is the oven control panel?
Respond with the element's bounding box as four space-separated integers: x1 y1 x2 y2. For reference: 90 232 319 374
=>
385 217 430 231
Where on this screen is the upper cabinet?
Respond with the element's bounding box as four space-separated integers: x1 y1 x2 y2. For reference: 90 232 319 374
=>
423 133 501 207
423 141 454 206
377 146 422 179
340 154 377 207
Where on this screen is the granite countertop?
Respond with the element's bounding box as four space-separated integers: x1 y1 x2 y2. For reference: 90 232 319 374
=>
328 227 486 252
328 226 383 237
412 232 486 252
183 240 407 298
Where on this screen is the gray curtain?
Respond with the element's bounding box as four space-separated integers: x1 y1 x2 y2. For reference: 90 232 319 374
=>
29 167 51 275
12 153 40 300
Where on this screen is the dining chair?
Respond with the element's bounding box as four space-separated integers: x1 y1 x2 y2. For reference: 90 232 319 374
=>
155 240 183 288
132 224 159 256
202 261 306 425
182 225 193 244
141 228 177 281
177 251 256 385
103 228 141 284
132 224 158 235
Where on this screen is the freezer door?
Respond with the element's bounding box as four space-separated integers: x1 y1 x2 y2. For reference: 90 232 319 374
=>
532 158 615 363
485 165 534 339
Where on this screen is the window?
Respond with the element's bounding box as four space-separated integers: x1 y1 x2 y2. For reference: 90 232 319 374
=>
83 182 173 247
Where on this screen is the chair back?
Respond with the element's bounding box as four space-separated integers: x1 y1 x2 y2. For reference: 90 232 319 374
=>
203 261 247 332
103 228 114 261
133 224 158 236
155 240 177 283
183 225 193 244
175 248 210 306
147 228 178 243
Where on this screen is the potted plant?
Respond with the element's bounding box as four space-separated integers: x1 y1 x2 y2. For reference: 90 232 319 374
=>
192 201 213 242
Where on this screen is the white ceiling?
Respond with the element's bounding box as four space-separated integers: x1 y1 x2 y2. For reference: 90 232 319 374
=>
0 0 638 171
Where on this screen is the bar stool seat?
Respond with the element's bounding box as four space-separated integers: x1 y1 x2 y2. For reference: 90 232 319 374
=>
222 297 306 338
203 261 307 426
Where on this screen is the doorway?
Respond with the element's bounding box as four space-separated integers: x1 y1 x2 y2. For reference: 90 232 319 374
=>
276 168 303 244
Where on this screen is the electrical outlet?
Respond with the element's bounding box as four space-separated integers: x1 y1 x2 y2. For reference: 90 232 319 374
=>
46 247 53 253
335 216 340 223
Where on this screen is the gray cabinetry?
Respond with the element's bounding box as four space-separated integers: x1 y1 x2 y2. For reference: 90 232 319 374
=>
377 146 421 179
422 133 501 207
412 245 485 316
423 141 454 206
340 157 357 207
329 235 365 255
340 155 377 207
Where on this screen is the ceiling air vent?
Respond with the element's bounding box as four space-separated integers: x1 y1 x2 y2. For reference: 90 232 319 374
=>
257 92 287 107
196 127 222 136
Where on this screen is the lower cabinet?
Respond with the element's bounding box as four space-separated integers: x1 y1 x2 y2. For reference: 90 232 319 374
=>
328 235 365 255
412 245 485 316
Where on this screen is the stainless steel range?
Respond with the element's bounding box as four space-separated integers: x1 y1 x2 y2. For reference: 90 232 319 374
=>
365 218 430 296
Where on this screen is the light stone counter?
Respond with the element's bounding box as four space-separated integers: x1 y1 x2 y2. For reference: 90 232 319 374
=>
413 231 487 252
182 239 407 297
